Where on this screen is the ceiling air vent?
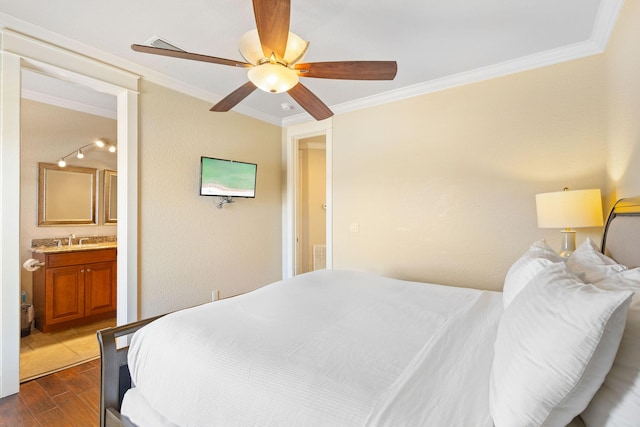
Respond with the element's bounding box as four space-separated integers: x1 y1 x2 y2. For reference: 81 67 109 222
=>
144 36 185 52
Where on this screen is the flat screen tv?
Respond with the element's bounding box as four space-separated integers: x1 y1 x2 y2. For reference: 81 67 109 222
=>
199 156 257 198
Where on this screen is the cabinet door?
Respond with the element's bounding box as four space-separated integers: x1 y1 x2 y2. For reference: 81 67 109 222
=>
84 261 117 316
45 265 85 325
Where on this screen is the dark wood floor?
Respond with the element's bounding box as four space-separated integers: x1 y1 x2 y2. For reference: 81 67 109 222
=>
0 359 100 427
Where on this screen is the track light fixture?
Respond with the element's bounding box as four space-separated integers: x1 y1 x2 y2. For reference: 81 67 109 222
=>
56 138 116 167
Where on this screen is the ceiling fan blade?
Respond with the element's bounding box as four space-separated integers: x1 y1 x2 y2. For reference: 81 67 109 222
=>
132 44 251 68
252 0 290 59
210 82 257 112
295 61 398 80
288 83 333 121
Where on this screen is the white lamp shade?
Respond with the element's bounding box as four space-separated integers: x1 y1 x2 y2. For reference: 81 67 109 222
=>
536 189 604 228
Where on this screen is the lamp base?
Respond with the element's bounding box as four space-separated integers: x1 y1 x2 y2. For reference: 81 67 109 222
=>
559 229 576 258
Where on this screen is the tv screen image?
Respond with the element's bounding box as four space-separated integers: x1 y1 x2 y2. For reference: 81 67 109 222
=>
200 157 257 198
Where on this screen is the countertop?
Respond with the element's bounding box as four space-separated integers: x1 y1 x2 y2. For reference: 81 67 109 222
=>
31 241 117 254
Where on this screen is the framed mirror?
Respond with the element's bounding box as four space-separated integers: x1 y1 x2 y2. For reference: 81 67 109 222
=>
38 162 98 225
104 169 117 224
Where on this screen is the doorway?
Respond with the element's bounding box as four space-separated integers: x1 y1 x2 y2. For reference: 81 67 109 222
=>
0 29 139 398
296 136 327 274
283 119 333 278
19 71 118 381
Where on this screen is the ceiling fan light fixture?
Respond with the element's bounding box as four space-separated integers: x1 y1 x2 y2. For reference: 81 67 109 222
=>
239 29 308 66
248 63 299 93
282 32 308 65
238 30 263 65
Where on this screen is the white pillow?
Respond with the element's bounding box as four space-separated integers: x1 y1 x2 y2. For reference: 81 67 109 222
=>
567 238 627 283
490 262 633 427
503 240 562 308
581 268 640 427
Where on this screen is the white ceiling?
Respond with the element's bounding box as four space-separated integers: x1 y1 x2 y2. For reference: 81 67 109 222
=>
0 0 620 125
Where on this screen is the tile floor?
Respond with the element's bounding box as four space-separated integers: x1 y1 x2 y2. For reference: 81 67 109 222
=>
19 318 116 383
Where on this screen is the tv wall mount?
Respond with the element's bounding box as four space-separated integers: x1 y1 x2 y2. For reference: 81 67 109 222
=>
217 196 234 209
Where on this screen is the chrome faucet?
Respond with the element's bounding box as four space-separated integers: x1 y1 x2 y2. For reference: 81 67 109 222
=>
68 233 76 246
53 239 62 248
79 238 89 246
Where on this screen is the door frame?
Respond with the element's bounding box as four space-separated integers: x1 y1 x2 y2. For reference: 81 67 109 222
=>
283 119 333 278
0 29 139 397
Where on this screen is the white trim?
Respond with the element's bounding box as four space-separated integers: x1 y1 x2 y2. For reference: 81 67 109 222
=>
0 50 23 398
591 0 624 50
1 1 624 128
0 29 139 398
1 29 138 91
117 90 139 328
21 88 117 119
130 63 282 125
282 39 604 126
325 127 333 271
0 14 282 126
282 0 623 126
283 119 333 279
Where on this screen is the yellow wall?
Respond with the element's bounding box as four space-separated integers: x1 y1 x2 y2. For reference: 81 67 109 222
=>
138 81 282 317
331 54 607 291
329 1 640 291
605 0 640 200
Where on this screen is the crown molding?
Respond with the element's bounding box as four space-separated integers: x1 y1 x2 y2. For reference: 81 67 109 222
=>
283 0 623 127
282 41 602 127
329 40 601 115
0 12 283 127
591 0 624 50
22 89 117 119
136 67 282 125
2 0 623 130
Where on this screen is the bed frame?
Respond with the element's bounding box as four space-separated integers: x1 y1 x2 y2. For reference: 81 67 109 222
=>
97 315 164 427
97 196 640 427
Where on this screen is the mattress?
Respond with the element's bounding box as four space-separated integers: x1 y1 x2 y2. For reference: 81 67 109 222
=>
122 269 504 426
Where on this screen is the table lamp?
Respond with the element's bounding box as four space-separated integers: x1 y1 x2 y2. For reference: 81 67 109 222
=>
535 188 604 257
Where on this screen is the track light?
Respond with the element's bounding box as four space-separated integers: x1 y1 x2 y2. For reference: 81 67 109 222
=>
55 138 116 167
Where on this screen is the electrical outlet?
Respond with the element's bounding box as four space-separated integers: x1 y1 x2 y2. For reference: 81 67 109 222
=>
211 290 220 302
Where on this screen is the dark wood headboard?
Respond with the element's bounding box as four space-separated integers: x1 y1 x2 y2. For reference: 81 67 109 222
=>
601 196 640 269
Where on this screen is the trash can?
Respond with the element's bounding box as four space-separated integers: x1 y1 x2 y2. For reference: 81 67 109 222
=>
21 303 34 337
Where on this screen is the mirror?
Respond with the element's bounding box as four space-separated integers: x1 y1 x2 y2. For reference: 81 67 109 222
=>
38 162 98 225
104 169 117 224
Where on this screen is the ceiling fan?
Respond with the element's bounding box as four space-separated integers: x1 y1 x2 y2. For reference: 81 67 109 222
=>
131 0 397 121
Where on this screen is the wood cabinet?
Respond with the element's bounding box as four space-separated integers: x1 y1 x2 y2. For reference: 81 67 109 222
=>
33 248 116 333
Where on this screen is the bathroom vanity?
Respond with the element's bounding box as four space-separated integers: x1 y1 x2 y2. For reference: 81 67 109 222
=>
31 243 117 333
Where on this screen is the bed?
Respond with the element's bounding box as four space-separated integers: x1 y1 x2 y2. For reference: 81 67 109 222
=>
98 196 640 427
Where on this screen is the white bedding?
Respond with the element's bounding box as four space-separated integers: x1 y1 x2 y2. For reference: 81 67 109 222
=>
123 269 503 426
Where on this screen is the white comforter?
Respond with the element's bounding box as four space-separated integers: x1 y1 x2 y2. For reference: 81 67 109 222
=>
124 269 503 426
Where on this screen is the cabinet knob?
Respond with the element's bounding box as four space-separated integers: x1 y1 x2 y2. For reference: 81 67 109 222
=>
86 269 91 272
80 269 85 273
